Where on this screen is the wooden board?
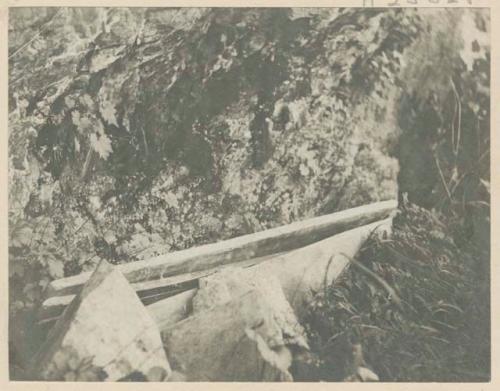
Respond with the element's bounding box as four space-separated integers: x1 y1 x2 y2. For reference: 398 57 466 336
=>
148 217 393 331
45 200 396 299
38 217 392 332
38 252 286 323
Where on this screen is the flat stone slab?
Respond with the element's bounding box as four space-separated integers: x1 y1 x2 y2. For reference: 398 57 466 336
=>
32 260 171 381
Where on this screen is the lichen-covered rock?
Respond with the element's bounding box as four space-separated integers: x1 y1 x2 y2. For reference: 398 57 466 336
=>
32 260 171 381
193 269 308 349
162 272 308 381
8 8 415 282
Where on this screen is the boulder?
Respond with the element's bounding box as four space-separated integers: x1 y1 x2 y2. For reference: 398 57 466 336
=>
32 260 171 381
162 271 308 381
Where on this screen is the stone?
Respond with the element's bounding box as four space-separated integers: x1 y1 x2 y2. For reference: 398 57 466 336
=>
162 273 308 381
32 260 171 381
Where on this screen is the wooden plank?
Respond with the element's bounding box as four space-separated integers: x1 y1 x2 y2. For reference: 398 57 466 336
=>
45 200 396 299
39 218 391 331
132 251 283 301
38 252 286 323
149 217 393 332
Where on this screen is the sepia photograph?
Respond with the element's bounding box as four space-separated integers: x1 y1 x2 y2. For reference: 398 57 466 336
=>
6 4 491 382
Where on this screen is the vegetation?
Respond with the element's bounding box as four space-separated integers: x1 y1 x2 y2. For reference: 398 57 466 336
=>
303 202 489 381
302 8 490 382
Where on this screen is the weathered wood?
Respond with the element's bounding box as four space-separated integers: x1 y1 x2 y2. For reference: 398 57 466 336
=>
45 200 396 299
133 252 283 301
31 260 171 381
248 218 392 320
38 252 285 323
208 218 390 319
149 217 392 331
40 217 391 335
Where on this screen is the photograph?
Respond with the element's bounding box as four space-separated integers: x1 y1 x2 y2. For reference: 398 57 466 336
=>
7 5 491 382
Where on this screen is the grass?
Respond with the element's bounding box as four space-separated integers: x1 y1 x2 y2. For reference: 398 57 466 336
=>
299 202 490 382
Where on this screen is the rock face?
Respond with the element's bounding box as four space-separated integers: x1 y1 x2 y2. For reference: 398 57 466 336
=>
162 270 308 381
32 260 171 381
